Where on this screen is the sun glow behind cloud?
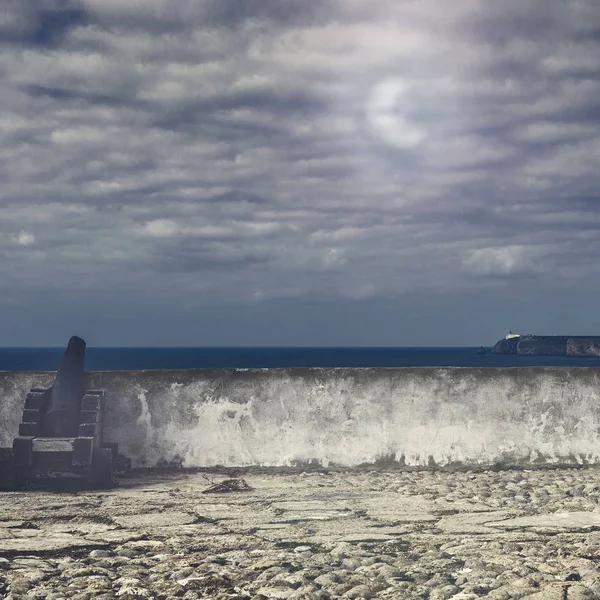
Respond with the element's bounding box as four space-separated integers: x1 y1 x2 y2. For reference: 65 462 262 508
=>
366 79 426 149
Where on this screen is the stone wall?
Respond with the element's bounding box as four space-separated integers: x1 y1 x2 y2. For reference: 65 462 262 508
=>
1 367 600 468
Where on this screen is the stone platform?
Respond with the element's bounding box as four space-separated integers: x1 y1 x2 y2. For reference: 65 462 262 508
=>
2 467 600 599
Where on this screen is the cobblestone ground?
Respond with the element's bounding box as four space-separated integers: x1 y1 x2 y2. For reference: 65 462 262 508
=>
3 468 600 599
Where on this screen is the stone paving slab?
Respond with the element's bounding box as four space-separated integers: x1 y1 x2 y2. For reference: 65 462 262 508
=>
436 510 520 534
0 530 106 553
112 511 198 528
488 511 600 532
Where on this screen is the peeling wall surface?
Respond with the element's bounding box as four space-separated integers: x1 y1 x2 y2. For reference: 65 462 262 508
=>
1 368 600 468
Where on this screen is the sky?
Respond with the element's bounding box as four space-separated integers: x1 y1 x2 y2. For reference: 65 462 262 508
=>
1 0 600 346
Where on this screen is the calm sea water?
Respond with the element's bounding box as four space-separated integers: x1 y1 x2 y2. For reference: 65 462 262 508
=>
1 347 600 371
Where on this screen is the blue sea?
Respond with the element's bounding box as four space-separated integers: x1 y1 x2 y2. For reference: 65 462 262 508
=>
1 347 600 371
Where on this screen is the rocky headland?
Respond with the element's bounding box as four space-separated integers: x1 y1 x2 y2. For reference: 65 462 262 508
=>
492 335 600 357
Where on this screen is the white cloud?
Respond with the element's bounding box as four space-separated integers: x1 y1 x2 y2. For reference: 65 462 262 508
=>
463 246 544 276
15 230 35 246
140 219 180 238
513 121 597 144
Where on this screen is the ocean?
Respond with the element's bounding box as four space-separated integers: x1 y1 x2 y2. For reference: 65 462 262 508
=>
2 346 600 371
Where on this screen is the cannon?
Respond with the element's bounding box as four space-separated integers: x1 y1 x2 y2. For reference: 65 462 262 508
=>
0 336 130 490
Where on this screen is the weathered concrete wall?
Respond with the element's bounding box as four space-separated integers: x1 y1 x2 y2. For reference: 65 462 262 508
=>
1 368 600 468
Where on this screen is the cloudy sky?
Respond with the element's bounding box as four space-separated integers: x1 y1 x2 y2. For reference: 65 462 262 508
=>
1 0 600 346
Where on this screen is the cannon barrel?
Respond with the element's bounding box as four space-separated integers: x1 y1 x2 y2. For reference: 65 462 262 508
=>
0 335 130 491
41 336 86 437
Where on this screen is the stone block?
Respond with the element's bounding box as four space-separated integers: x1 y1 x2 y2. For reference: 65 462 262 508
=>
0 448 14 491
79 409 101 424
21 409 41 423
32 438 75 453
24 390 48 410
18 423 39 437
73 437 94 466
13 437 33 468
101 442 118 460
78 422 101 437
81 393 104 411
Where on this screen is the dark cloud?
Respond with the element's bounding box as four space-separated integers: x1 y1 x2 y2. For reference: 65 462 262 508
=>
152 247 269 274
0 0 89 48
81 0 334 35
1 0 600 344
32 4 89 46
205 191 269 205
464 7 560 46
23 84 125 107
199 0 335 29
152 91 330 140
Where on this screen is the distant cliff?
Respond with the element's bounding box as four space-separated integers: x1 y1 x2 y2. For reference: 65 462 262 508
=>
493 335 600 357
567 339 600 357
492 336 520 354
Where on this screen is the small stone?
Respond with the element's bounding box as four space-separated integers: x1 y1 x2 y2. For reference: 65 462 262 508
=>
116 586 152 599
288 587 323 600
85 575 113 591
12 558 52 571
170 567 195 580
202 478 252 494
314 573 339 587
480 581 510 596
430 584 461 600
63 567 105 578
176 576 208 590
8 577 32 594
567 585 596 600
521 583 569 599
375 564 403 579
125 540 165 550
89 549 113 558
276 572 307 589
251 559 285 571
256 587 295 599
345 584 376 599
70 593 93 600
114 577 141 587
331 582 354 596
329 543 353 558
340 558 362 571
256 567 288 582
